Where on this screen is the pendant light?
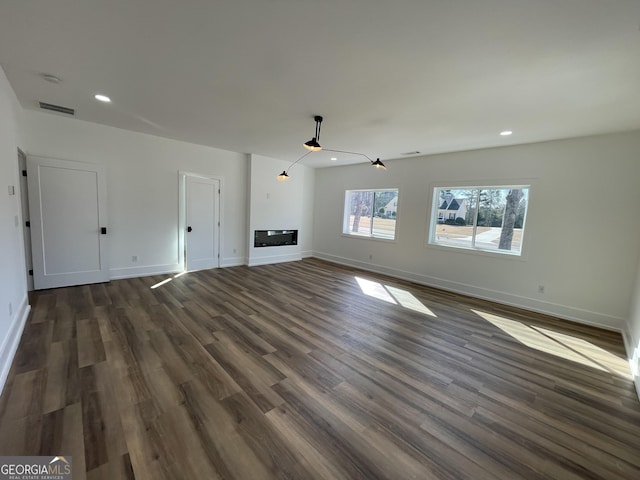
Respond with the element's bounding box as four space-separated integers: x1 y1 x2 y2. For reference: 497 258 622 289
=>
303 116 323 151
277 115 387 180
371 158 387 170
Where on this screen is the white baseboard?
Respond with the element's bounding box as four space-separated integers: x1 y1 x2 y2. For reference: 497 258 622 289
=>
221 256 246 267
112 258 251 275
312 251 627 332
109 263 182 280
248 253 302 267
301 249 314 259
0 295 30 396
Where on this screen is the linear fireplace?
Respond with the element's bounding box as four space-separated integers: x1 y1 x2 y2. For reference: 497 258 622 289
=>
254 230 298 247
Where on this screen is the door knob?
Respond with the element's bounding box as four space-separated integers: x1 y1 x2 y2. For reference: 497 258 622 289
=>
187 226 192 232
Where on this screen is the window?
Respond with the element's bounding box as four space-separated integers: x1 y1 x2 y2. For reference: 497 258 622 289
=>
429 186 529 255
343 189 399 240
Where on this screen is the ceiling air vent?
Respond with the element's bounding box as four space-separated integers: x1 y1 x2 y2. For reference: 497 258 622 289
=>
38 101 75 116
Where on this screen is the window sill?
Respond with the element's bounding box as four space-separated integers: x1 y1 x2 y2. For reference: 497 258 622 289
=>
342 233 397 244
426 241 527 261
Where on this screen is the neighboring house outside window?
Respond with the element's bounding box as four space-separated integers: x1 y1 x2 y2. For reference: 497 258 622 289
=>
383 196 398 218
438 192 467 224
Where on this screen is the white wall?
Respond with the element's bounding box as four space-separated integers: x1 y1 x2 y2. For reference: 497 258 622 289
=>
247 154 311 266
301 164 315 258
313 131 640 332
23 110 249 276
0 67 30 392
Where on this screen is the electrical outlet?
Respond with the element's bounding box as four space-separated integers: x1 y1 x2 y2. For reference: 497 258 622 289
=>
132 255 138 262
538 285 545 294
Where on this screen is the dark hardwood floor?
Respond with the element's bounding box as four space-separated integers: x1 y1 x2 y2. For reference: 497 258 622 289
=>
0 258 639 479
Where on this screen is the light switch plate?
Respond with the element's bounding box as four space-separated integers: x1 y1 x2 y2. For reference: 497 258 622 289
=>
8 185 15 195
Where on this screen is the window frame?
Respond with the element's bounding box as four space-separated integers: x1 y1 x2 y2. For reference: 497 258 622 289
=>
427 184 530 257
342 188 399 241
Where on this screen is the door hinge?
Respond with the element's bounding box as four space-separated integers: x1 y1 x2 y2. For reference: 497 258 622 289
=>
218 189 221 194
218 221 220 227
25 221 30 227
28 269 33 276
22 170 27 177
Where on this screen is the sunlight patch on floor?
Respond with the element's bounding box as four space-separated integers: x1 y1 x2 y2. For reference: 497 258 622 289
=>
150 278 172 289
532 325 631 379
385 286 437 317
355 277 437 317
355 277 396 304
150 271 187 289
472 309 631 379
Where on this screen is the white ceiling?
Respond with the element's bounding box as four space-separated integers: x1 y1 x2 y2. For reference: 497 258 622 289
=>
1 0 639 168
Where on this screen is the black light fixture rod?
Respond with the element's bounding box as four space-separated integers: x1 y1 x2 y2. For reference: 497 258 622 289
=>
286 150 313 174
314 115 323 141
322 148 375 162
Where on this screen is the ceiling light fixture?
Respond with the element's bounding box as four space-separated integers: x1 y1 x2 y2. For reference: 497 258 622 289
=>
278 115 387 180
371 158 387 169
303 115 323 151
94 94 111 103
500 130 513 136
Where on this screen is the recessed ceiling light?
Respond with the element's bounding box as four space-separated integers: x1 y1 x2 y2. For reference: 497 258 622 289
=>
94 94 111 103
500 130 513 136
330 157 337 161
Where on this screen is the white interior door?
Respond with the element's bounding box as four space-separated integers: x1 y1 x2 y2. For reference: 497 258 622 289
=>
186 175 219 271
28 156 109 289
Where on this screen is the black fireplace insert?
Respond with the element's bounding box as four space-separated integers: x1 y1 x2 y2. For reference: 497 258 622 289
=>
254 230 298 247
